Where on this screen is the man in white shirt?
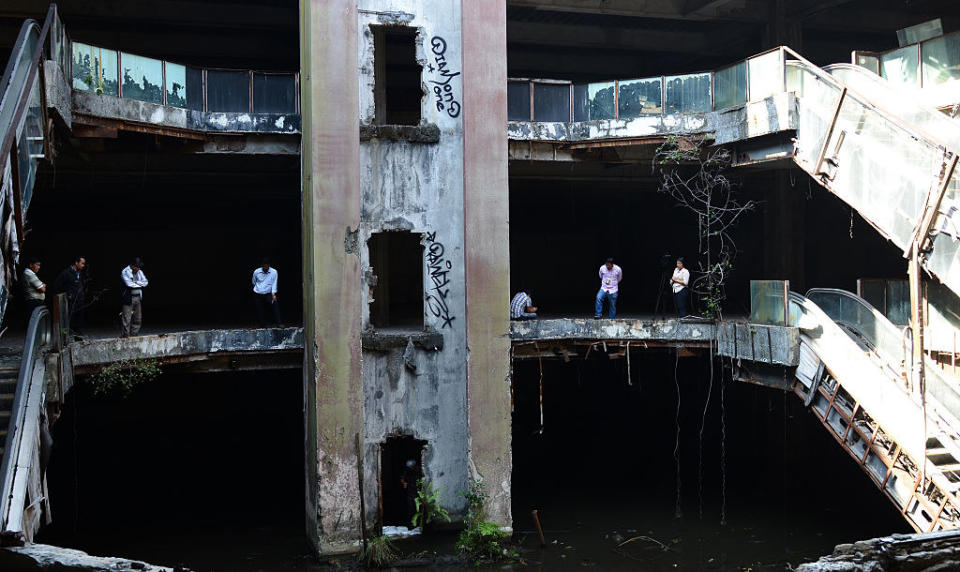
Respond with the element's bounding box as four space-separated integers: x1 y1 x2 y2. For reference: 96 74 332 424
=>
671 257 691 318
120 257 149 337
22 256 46 324
252 258 281 327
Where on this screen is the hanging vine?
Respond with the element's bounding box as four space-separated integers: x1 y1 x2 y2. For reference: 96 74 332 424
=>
654 135 757 319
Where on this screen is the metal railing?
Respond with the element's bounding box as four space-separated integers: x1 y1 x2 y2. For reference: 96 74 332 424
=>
0 305 53 543
71 41 300 114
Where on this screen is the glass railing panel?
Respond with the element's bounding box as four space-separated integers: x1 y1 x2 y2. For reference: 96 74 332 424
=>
747 49 783 102
714 62 746 110
664 72 710 114
926 279 960 353
750 280 788 325
533 82 570 122
15 80 43 211
880 45 919 87
886 280 911 325
855 53 880 75
588 81 616 120
121 52 163 104
507 81 529 121
928 168 960 300
0 25 39 139
827 95 941 252
787 61 841 170
186 67 203 111
206 70 249 113
921 32 960 88
253 72 296 114
573 84 589 122
71 42 117 96
165 62 187 108
617 77 660 118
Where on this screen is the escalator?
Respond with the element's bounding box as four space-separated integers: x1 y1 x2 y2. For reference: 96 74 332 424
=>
790 288 960 532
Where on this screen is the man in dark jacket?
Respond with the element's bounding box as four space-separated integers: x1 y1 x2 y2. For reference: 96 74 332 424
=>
52 255 86 339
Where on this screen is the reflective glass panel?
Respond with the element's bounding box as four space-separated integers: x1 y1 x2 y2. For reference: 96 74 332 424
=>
186 67 204 111
533 83 570 122
880 45 920 86
72 42 118 96
921 32 960 87
507 81 530 121
714 62 746 109
750 280 788 326
747 50 784 101
588 81 616 120
121 52 163 104
206 70 250 113
617 77 661 118
573 84 589 122
165 62 187 108
665 73 711 113
253 73 296 113
855 53 880 75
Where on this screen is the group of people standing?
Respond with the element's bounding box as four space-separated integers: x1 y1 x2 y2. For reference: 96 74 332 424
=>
19 256 285 339
510 256 691 321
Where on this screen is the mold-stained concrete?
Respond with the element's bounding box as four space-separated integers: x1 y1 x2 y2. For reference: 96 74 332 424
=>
301 0 364 556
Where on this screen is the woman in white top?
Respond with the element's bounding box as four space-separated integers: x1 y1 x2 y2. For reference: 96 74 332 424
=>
671 257 690 318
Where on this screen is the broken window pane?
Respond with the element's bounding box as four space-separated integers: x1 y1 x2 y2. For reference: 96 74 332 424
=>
121 52 163 104
573 84 589 122
186 67 203 111
165 62 187 108
533 83 570 122
72 42 118 96
665 72 711 114
855 53 880 75
747 50 783 101
253 73 296 113
508 81 530 121
207 70 250 113
617 77 661 118
588 81 615 120
921 32 960 88
714 62 746 110
880 45 919 87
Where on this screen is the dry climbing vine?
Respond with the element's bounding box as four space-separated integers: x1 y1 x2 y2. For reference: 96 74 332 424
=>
654 135 757 319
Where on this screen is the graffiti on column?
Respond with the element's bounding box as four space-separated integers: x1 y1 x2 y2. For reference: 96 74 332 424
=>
424 231 456 329
427 36 461 119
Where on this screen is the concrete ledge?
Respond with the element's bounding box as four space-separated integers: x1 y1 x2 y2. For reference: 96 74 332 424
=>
510 317 715 344
359 123 441 143
69 327 304 369
73 89 301 134
716 322 800 367
361 329 444 351
2 543 172 571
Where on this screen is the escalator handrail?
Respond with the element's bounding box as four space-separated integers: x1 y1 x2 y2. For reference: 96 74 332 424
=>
0 4 57 163
804 287 907 368
0 305 52 536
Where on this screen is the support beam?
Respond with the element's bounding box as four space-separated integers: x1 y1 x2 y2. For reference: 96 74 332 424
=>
300 0 363 556
463 1 513 530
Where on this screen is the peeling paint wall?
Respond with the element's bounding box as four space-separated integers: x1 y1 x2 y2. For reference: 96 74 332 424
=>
356 0 472 526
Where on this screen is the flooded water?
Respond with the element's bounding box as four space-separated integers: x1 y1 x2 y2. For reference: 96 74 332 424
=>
38 353 910 570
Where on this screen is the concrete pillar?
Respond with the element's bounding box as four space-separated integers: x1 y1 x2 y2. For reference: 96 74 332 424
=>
300 0 363 555
763 171 806 291
462 2 512 527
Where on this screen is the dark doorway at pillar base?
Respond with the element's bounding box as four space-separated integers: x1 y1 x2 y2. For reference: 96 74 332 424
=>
381 435 426 528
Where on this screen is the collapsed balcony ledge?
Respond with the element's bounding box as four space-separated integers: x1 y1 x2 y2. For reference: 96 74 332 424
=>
359 123 441 143
361 328 444 351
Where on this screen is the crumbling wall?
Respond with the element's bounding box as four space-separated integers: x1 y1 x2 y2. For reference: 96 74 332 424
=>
356 0 472 526
798 530 960 571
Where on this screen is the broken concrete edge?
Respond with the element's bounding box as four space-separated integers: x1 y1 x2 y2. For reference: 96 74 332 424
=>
68 327 304 367
797 529 960 571
716 321 800 367
1 543 176 571
359 123 441 143
509 317 716 343
360 329 444 351
72 90 300 135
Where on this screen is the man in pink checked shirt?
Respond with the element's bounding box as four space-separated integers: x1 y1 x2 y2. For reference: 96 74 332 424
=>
594 257 623 319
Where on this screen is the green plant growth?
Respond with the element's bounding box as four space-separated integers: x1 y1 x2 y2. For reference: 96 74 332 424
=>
358 534 397 568
457 479 514 564
412 478 450 529
653 135 757 319
88 358 161 396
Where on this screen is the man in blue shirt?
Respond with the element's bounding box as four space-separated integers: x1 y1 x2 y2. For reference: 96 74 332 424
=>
252 258 281 327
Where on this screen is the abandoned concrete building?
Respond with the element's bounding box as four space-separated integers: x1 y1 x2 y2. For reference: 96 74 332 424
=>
0 0 960 569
